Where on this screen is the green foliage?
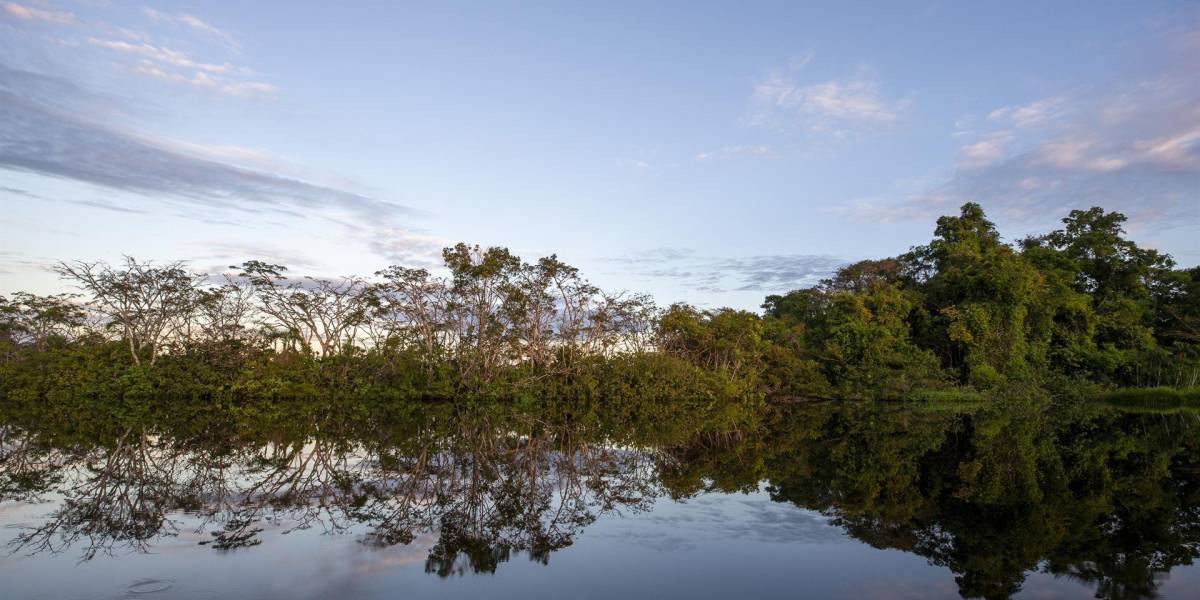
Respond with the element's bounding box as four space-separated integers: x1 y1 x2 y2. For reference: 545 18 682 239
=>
756 203 1199 398
2 203 1197 405
905 388 985 403
1101 386 1200 408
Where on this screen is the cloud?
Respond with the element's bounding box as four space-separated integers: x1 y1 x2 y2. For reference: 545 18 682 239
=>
2 4 270 98
840 26 1200 230
366 228 448 268
790 80 899 122
614 493 845 552
987 97 1065 128
2 184 149 214
616 157 666 176
129 62 277 96
87 36 274 96
1131 126 1200 171
609 247 844 294
958 132 1012 170
0 184 39 199
132 137 274 167
695 145 774 161
1032 138 1126 172
624 159 653 170
88 37 233 73
192 241 324 274
611 247 696 264
0 249 53 276
950 116 976 138
748 61 907 134
142 8 239 50
0 64 416 231
220 80 278 96
723 254 847 291
2 2 75 25
4 1 273 97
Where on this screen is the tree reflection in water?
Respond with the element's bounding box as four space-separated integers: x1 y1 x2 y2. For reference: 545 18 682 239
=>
2 398 1199 599
0 402 671 574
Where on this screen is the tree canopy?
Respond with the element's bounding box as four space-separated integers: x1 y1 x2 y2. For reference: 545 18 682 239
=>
1 203 1197 403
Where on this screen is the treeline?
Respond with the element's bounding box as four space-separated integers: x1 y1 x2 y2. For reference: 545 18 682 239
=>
1 204 1198 403
0 243 736 403
607 203 1199 400
752 203 1200 398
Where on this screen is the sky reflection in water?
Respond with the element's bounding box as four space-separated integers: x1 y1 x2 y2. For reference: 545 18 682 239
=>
2 399 1199 600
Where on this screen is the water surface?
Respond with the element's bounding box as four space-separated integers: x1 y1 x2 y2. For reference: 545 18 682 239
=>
2 399 1198 599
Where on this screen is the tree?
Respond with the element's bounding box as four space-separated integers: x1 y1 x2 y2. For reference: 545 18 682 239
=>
1042 208 1175 302
1031 208 1178 383
236 261 371 357
441 243 522 382
0 292 87 351
824 258 906 294
193 277 260 346
904 203 1045 385
55 257 202 365
372 266 452 359
656 304 766 376
819 284 945 396
1156 267 1200 346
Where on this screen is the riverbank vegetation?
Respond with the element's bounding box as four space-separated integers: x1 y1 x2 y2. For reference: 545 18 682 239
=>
2 204 1198 405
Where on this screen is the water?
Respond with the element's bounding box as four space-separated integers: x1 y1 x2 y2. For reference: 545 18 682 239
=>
2 399 1198 600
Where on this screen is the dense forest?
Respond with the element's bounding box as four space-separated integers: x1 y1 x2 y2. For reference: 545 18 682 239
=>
1 203 1198 405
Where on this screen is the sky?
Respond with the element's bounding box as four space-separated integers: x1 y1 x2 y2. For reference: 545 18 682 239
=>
2 1 1199 309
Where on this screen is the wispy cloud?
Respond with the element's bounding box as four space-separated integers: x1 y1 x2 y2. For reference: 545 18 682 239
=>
132 137 274 168
608 247 844 293
0 184 39 199
0 64 416 232
615 156 669 176
840 25 1200 230
190 241 324 274
619 159 654 170
3 2 272 98
0 249 53 276
366 228 448 268
1131 126 1200 171
220 80 277 97
2 2 75 25
747 59 907 135
87 36 274 96
88 37 233 73
958 132 1013 170
695 145 774 162
987 97 1065 128
129 62 277 96
142 7 239 50
2 184 149 215
1031 138 1128 172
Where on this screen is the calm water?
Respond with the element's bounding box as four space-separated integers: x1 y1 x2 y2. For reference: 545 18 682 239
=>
1 399 1198 600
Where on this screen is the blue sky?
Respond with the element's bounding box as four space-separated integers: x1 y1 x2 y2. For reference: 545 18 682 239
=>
2 1 1198 309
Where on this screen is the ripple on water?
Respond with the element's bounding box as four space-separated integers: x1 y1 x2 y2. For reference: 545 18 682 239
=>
126 579 174 595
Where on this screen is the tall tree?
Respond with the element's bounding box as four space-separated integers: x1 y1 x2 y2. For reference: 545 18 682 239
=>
55 258 201 365
905 203 1045 385
236 261 371 357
